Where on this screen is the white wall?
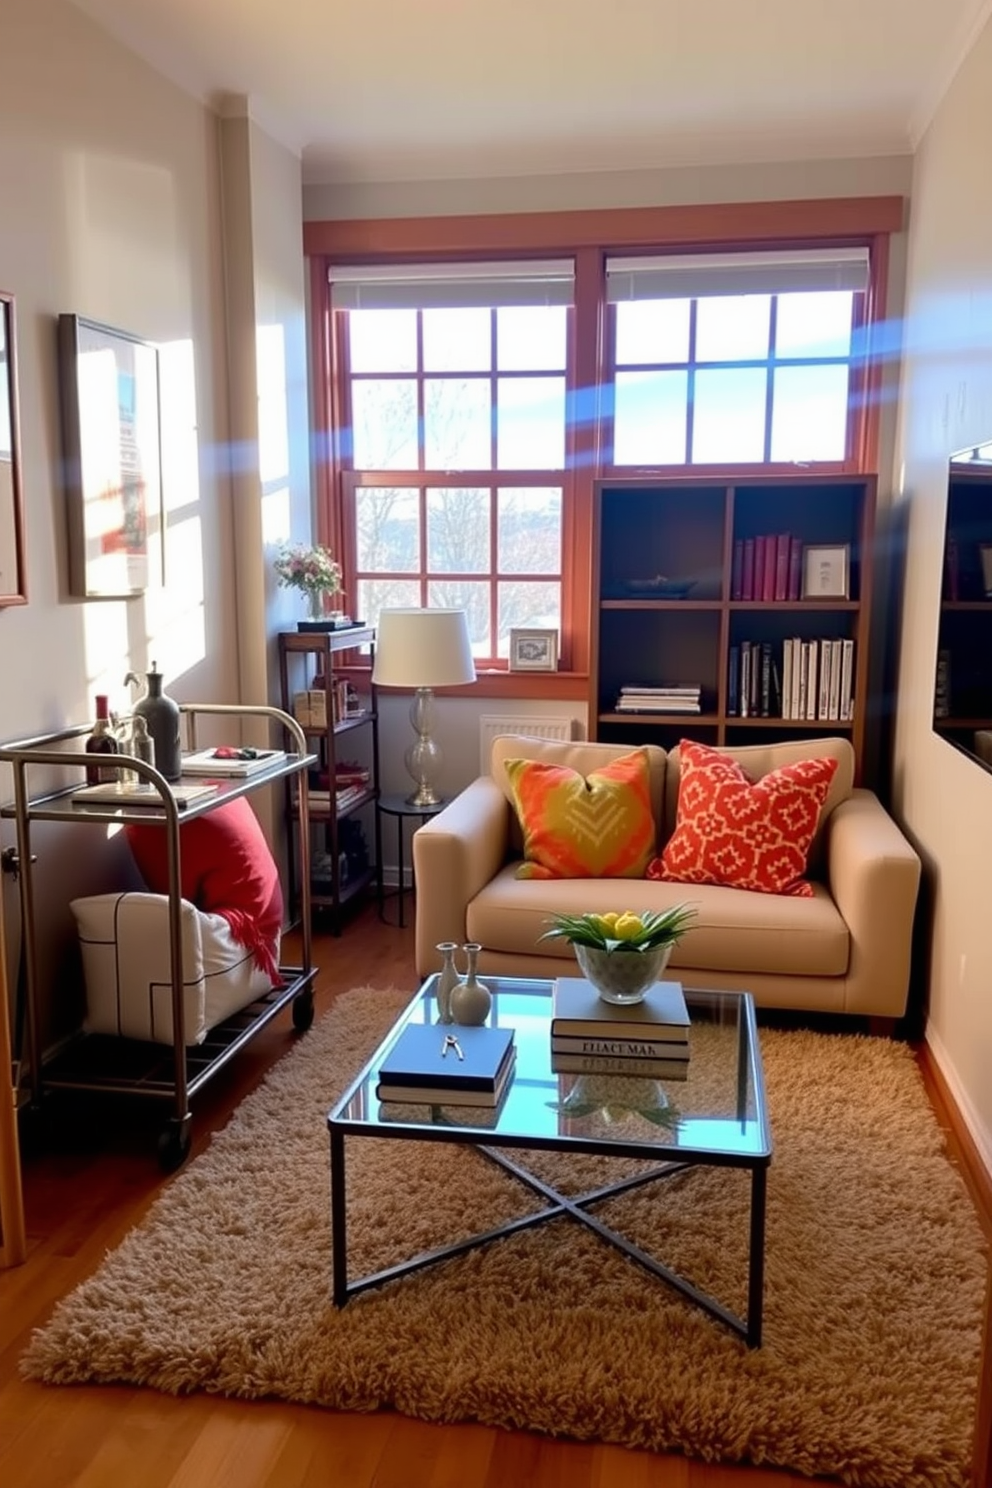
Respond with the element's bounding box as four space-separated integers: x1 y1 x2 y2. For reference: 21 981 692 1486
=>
0 1 288 1045
891 17 992 1173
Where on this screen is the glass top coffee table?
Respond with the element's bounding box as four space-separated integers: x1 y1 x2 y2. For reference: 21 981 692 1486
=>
327 975 773 1346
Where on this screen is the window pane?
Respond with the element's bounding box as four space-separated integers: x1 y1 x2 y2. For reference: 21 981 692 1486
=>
348 309 417 373
498 487 562 573
351 380 418 469
358 577 420 634
497 306 567 371
427 487 490 573
775 292 853 359
696 295 771 362
615 299 690 365
771 365 849 461
427 579 491 657
424 378 492 468
497 376 565 468
692 368 767 462
355 486 420 573
423 308 491 372
613 371 687 465
497 581 561 656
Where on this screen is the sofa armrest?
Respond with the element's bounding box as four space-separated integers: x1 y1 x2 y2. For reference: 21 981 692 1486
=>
826 788 922 1017
413 776 512 976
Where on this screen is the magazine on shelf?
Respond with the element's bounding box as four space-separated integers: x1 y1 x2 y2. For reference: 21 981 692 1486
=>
180 747 286 777
71 779 219 809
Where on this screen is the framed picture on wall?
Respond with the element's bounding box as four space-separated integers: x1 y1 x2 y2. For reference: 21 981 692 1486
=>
509 628 559 672
58 314 162 598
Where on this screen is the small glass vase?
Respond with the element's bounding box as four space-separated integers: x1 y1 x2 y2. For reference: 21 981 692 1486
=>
306 590 325 622
435 942 459 1025
450 942 492 1026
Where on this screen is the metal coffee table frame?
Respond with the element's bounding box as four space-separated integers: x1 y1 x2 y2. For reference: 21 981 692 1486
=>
328 977 772 1347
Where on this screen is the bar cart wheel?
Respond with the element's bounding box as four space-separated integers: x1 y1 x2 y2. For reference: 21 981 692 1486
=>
157 1113 193 1173
292 987 315 1032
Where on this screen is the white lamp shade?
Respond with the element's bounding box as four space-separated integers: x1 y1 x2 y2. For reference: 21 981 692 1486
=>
372 609 477 688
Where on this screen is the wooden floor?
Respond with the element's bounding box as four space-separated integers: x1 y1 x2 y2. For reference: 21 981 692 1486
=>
1 900 988 1488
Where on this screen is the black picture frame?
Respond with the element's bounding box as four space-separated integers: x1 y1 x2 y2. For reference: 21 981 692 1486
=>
0 291 27 607
58 314 162 599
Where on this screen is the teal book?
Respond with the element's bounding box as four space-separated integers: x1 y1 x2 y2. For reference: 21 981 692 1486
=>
378 1023 514 1093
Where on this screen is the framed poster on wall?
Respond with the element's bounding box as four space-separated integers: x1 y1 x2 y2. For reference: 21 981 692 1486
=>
58 314 162 598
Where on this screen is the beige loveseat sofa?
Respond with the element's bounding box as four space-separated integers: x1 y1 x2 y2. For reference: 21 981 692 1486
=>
413 735 922 1020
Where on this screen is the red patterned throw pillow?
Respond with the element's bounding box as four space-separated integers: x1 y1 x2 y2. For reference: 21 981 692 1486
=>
649 739 838 897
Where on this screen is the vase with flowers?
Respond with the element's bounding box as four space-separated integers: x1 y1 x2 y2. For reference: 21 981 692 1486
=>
540 904 697 1005
274 542 344 629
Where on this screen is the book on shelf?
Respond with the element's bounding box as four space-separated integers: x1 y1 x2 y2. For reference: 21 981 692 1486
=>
551 978 690 1040
619 685 700 697
378 1022 515 1093
551 1033 690 1059
181 747 286 777
376 1048 516 1109
551 1052 690 1080
615 698 701 713
71 779 219 809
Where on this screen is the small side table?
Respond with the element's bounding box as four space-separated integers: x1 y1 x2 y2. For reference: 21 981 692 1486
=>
376 794 445 928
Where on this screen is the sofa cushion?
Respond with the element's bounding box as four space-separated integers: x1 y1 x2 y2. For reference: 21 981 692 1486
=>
466 867 849 979
652 739 838 897
491 736 667 856
504 748 656 879
663 736 854 874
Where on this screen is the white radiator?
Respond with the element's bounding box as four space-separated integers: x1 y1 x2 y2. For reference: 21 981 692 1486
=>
479 714 576 774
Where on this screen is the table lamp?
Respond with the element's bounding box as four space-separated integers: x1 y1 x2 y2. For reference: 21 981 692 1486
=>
372 608 476 807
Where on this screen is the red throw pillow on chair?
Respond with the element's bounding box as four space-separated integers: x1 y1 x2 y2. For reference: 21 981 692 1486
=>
648 738 838 897
125 797 283 982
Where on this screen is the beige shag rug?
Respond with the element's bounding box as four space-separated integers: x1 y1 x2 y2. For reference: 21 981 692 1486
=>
22 985 988 1487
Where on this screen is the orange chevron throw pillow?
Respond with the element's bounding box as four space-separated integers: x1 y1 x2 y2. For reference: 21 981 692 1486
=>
505 749 656 880
648 739 838 897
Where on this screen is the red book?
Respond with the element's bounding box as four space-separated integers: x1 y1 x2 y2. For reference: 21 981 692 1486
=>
742 539 755 600
774 534 790 601
762 534 776 601
787 536 803 601
753 536 767 601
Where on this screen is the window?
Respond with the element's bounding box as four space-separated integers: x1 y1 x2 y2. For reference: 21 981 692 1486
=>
331 262 574 664
606 249 870 467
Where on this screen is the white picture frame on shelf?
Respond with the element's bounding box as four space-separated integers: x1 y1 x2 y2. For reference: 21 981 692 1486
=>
509 628 559 672
802 543 850 600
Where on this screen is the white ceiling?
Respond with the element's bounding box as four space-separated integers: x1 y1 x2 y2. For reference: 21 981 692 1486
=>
68 0 991 186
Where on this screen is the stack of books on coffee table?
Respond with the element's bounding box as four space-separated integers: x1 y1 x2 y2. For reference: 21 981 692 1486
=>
550 978 691 1078
376 1023 516 1108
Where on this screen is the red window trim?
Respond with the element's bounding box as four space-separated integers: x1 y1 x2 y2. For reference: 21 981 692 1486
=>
307 199 900 688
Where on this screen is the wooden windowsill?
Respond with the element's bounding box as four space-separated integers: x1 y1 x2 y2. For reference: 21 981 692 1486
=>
337 667 590 702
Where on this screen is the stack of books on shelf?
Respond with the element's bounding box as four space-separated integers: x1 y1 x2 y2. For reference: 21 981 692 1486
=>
376 1023 516 1108
550 978 691 1078
731 532 803 602
304 761 371 813
614 685 701 714
727 637 855 721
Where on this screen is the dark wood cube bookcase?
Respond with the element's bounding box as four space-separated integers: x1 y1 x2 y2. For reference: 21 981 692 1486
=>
591 474 877 781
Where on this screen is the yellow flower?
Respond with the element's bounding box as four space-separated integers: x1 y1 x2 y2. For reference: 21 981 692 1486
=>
612 912 645 940
594 911 620 934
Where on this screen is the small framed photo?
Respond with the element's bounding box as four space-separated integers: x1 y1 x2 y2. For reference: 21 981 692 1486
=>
979 544 992 599
509 627 559 672
802 543 850 600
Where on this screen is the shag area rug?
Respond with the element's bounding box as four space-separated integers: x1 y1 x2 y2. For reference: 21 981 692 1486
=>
23 986 988 1487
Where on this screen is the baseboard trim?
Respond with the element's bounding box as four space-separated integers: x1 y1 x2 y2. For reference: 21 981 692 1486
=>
917 1037 992 1239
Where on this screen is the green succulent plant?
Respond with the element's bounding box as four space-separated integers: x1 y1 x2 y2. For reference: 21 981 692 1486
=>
539 904 697 954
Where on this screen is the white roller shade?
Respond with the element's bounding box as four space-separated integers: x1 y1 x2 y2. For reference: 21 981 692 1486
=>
606 248 871 302
330 259 574 310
